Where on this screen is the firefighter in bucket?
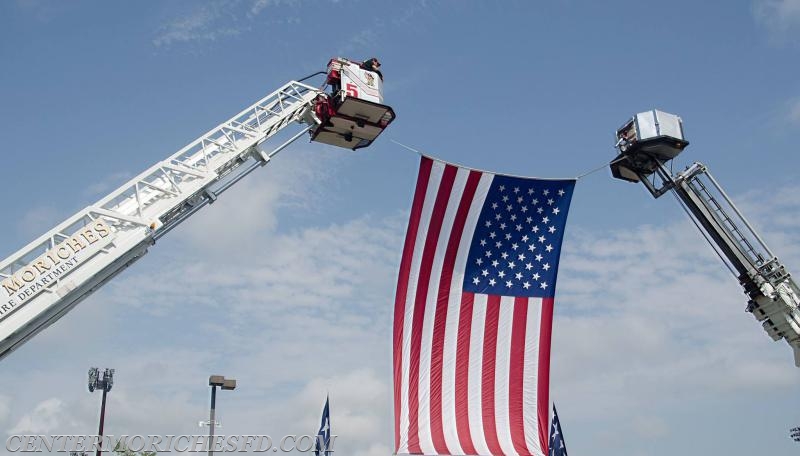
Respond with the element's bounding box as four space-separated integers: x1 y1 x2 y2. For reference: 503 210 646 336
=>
310 57 395 151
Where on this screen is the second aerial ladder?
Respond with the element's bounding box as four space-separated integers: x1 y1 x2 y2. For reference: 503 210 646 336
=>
609 109 800 366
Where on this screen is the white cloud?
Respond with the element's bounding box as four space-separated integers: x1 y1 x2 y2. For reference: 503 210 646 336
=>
789 98 800 125
551 211 799 442
250 0 298 16
353 442 393 456
0 396 9 425
630 414 670 439
730 184 800 263
33 152 403 455
13 0 66 22
84 171 134 198
753 0 800 39
171 147 338 256
153 1 248 48
9 398 71 434
292 369 391 446
153 0 310 48
338 28 383 57
15 206 62 241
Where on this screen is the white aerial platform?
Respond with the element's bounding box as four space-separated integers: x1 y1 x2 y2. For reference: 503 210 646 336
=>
309 57 396 150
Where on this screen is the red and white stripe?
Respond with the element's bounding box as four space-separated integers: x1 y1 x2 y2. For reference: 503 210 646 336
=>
393 157 553 456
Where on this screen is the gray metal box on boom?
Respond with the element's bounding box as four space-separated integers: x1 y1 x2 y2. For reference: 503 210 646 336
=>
612 110 690 182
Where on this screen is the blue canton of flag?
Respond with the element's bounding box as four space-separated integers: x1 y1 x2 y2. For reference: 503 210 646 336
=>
315 396 331 456
548 405 568 456
463 176 575 297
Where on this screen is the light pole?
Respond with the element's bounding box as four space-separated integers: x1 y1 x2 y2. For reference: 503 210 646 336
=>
88 368 114 456
207 375 236 456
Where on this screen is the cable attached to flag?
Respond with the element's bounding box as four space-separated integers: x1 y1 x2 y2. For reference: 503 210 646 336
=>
390 138 618 181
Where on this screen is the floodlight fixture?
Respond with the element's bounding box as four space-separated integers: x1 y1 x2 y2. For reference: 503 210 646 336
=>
221 379 236 390
88 368 98 392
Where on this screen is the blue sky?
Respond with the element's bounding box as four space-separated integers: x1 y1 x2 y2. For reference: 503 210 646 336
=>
1 1 799 455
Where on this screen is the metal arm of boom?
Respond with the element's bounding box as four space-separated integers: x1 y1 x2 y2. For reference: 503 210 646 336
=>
0 81 322 361
637 160 800 366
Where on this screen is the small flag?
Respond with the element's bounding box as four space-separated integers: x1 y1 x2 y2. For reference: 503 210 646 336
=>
548 405 568 456
315 396 331 456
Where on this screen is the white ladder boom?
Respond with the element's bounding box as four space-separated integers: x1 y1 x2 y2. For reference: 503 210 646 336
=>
611 110 800 366
0 81 322 361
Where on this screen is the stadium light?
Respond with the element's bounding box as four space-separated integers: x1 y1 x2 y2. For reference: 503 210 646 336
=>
207 375 236 456
88 368 114 456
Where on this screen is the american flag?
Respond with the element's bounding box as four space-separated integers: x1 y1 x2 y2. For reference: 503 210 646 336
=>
394 156 575 456
548 406 568 456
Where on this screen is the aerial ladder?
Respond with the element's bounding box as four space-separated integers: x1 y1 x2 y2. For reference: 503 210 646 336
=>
609 109 800 366
0 58 395 361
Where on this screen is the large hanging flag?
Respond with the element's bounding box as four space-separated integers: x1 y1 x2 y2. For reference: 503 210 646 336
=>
315 396 331 456
393 156 575 456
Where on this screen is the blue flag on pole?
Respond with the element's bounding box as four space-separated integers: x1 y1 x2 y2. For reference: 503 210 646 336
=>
315 396 331 456
548 405 568 456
